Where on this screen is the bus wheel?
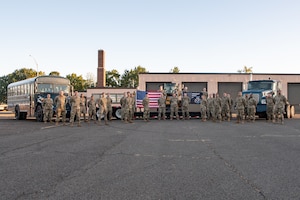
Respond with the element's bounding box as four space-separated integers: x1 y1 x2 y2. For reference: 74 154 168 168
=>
114 108 122 119
15 106 21 120
36 105 44 122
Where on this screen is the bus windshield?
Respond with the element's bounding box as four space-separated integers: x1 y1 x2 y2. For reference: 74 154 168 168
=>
37 83 70 94
248 82 273 90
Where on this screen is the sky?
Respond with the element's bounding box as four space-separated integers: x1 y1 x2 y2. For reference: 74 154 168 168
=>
1 0 300 78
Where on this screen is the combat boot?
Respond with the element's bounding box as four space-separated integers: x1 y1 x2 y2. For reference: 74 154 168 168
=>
77 123 81 127
56 122 59 126
70 122 74 127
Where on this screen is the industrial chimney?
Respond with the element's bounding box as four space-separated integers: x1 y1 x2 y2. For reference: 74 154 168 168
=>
96 49 106 87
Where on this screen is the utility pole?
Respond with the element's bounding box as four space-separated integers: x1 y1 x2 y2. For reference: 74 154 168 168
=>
29 55 39 76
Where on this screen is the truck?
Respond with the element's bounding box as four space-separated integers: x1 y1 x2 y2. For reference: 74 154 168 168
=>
242 79 295 118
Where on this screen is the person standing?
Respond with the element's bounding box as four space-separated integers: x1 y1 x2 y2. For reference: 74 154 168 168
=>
124 92 134 123
88 95 97 124
266 93 275 122
69 91 81 127
158 93 166 120
244 94 249 120
181 93 190 120
106 93 113 121
248 94 257 122
202 88 208 99
98 92 108 125
54 90 67 126
274 89 287 124
43 94 53 123
214 93 222 122
142 93 150 121
80 94 87 122
170 93 179 120
200 94 208 121
120 92 126 121
235 91 246 124
221 92 231 121
208 94 216 122
227 94 234 120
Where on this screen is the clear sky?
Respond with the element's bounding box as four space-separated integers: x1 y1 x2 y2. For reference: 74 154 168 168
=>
1 0 300 78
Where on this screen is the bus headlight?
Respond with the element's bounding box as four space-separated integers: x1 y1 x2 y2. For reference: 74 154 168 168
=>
261 99 266 104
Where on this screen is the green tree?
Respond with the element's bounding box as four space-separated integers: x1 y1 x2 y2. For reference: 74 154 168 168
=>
0 68 45 103
0 75 9 103
170 66 180 73
66 73 87 91
106 69 121 87
237 66 253 73
120 66 147 88
49 71 60 76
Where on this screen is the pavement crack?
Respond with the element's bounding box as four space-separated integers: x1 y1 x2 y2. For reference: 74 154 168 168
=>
203 140 268 200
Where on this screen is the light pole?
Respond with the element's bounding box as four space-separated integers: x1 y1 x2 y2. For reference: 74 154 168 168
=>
29 55 39 76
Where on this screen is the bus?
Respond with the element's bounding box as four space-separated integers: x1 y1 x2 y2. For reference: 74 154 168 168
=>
7 75 72 121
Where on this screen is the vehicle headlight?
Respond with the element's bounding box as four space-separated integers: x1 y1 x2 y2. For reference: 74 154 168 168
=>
261 99 266 104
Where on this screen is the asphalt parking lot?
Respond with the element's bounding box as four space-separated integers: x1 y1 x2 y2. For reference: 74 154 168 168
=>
1 113 300 200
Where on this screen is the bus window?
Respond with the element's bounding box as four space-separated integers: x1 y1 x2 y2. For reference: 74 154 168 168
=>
54 85 70 94
37 84 53 93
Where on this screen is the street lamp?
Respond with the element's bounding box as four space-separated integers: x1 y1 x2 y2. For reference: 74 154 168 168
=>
29 55 39 76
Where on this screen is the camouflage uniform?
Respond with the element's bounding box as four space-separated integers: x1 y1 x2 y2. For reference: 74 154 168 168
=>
54 94 66 125
142 95 150 121
200 97 208 121
120 95 126 121
80 96 87 122
221 94 231 121
88 97 97 123
208 95 215 121
248 95 257 122
158 95 166 120
244 94 249 120
170 95 179 120
98 96 108 125
69 94 81 126
43 96 53 123
274 92 287 124
125 94 134 123
266 95 275 122
214 94 222 122
181 95 190 120
235 94 246 123
106 95 113 121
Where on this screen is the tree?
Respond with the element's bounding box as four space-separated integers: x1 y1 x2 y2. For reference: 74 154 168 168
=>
237 66 253 73
49 71 60 76
0 68 45 103
120 66 148 88
170 66 180 73
106 69 121 87
86 72 96 88
66 73 87 91
0 75 9 103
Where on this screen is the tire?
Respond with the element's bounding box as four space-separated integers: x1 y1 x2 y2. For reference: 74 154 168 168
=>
114 108 122 119
36 105 44 122
290 106 295 118
15 106 21 120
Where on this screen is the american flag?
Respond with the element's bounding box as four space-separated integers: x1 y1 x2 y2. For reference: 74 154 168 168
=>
136 90 162 108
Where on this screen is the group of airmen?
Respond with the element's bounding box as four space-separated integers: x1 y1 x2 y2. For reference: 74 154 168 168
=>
42 88 288 126
42 90 113 127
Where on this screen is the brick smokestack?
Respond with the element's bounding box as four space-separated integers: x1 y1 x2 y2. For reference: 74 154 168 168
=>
97 49 106 87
